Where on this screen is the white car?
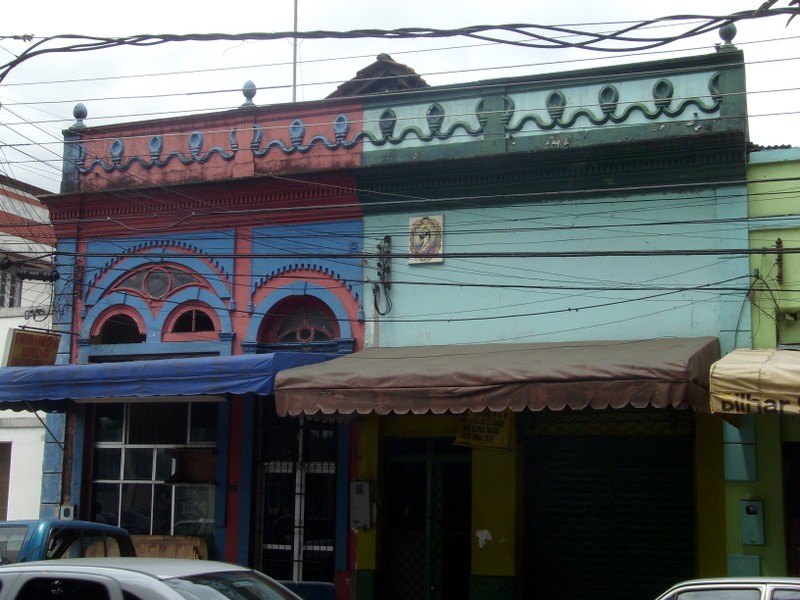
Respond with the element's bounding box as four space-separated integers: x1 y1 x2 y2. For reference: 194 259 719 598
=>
655 577 800 600
0 556 305 600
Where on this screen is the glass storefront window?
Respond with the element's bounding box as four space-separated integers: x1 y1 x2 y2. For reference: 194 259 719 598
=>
91 402 216 536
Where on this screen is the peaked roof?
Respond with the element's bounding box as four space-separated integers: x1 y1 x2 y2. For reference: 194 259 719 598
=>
326 53 429 98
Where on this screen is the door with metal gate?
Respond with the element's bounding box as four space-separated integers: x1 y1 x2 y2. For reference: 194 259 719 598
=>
381 438 471 600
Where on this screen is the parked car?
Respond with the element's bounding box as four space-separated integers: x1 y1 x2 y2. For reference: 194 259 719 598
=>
0 557 304 600
0 520 135 564
655 577 800 599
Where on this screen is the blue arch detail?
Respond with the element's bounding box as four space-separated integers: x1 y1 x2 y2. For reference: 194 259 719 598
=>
85 254 232 307
81 293 157 340
82 288 233 342
245 282 353 343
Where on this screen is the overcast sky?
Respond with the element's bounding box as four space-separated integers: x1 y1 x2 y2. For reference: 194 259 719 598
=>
1 0 798 193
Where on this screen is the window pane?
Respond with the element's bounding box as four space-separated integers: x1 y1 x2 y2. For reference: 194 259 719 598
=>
124 448 153 480
93 448 122 480
174 486 215 545
129 403 187 444
94 404 123 442
190 403 217 443
153 484 172 535
175 486 215 524
121 483 152 534
92 483 120 526
155 448 173 480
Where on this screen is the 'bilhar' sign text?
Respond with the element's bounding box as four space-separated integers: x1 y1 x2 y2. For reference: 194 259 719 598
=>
711 392 800 415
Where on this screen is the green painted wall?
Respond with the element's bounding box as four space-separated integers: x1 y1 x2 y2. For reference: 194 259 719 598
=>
720 148 800 576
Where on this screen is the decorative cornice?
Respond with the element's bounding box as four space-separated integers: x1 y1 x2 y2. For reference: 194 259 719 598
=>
251 115 363 156
77 114 366 176
79 129 239 174
506 74 722 132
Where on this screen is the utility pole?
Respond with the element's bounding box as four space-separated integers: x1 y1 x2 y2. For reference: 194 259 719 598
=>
292 0 298 102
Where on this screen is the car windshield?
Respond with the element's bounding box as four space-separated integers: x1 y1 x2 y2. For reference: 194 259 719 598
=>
166 570 296 600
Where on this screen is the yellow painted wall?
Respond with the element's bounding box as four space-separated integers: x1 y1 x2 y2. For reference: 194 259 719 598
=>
354 416 380 571
354 413 519 578
354 415 462 572
723 417 787 574
695 413 728 576
471 426 518 576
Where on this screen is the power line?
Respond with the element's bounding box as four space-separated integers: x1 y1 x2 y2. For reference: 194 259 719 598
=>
2 7 799 84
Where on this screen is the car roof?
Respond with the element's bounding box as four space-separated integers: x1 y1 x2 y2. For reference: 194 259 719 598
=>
0 519 127 532
664 577 800 590
4 557 253 580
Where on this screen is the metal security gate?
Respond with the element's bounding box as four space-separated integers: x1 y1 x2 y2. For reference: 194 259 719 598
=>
380 438 471 600
523 411 695 600
257 413 337 582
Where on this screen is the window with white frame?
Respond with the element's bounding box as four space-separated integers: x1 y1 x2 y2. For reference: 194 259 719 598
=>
90 402 217 539
0 272 20 308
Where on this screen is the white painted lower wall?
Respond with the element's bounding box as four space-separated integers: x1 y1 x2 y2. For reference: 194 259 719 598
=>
0 409 45 520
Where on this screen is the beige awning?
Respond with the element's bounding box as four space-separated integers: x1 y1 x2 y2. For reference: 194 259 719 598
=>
273 337 720 416
710 348 800 415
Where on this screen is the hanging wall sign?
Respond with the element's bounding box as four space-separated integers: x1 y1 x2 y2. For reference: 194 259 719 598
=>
3 328 60 367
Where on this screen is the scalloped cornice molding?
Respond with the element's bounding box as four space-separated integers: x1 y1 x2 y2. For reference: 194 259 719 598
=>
71 72 728 180
252 262 360 305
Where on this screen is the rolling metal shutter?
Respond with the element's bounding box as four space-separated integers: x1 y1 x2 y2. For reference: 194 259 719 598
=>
523 414 695 600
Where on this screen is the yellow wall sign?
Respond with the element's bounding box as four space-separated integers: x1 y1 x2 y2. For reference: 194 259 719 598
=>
3 329 60 367
455 410 512 450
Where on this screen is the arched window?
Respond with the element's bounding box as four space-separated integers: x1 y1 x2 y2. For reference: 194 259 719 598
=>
260 296 339 345
93 313 145 345
163 303 220 342
173 309 215 333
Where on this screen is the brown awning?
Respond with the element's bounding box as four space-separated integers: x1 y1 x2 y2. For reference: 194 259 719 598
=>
710 348 800 415
273 337 720 416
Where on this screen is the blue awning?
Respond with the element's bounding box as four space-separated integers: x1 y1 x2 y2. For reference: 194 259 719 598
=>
0 352 336 412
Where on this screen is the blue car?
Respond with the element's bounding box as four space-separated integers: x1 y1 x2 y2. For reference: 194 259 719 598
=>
0 519 135 564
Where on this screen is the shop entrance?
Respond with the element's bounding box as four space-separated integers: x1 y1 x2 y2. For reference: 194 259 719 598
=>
380 438 471 600
522 411 695 600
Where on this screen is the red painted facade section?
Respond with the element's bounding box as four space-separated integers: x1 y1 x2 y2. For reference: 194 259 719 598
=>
73 99 365 193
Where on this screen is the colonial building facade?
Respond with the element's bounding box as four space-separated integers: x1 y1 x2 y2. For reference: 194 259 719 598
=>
2 27 782 600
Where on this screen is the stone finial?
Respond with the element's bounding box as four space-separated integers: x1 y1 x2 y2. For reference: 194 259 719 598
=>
242 80 257 107
71 102 87 129
718 22 737 48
